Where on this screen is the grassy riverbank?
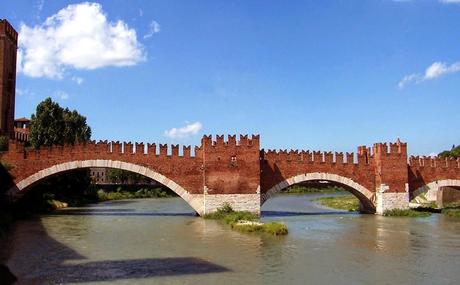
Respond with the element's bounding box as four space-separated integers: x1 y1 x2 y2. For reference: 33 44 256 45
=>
204 203 288 235
314 195 360 211
283 185 345 194
383 209 432 217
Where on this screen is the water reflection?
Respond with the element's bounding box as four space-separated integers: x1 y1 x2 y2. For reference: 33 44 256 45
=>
2 194 460 285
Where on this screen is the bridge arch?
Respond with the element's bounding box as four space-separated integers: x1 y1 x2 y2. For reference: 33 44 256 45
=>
261 172 376 213
9 160 203 214
411 179 460 204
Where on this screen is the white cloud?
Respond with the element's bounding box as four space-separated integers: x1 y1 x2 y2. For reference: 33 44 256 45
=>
18 2 145 79
144 20 160 39
398 61 460 89
164 122 203 139
71 76 84 85
54 90 69 100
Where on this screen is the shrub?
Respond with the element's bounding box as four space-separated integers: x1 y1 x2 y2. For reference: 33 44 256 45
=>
383 208 431 217
0 136 8 151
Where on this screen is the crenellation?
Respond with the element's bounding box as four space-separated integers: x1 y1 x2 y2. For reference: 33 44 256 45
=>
335 152 344 164
346 152 354 164
228 135 236 146
112 141 122 154
171 144 179 156
239 134 248 145
124 142 133 154
135 143 145 155
183 145 191 157
159 144 168 156
324 151 333 164
313 151 322 163
147 143 156 156
215 135 224 146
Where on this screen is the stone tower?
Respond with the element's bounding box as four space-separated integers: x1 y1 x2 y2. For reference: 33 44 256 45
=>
0 19 17 138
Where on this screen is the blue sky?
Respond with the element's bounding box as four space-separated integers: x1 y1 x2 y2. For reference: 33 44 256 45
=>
2 0 460 155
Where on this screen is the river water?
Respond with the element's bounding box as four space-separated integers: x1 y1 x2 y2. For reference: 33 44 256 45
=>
2 193 460 285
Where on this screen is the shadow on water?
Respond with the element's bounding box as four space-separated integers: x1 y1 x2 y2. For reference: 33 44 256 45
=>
262 210 358 217
3 210 227 284
48 257 229 283
48 208 195 217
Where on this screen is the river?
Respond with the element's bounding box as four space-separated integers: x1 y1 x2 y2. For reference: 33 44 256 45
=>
2 193 460 285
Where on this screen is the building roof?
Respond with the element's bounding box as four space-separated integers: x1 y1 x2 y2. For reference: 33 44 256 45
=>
14 117 30 122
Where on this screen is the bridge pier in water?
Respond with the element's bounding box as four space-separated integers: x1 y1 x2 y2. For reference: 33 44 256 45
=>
1 135 460 216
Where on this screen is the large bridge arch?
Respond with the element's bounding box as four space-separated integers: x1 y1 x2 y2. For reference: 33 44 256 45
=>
261 172 376 213
9 160 204 214
411 179 460 204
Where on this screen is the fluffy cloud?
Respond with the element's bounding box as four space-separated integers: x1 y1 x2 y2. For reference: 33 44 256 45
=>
18 2 145 79
398 61 460 89
164 122 203 139
144 20 160 39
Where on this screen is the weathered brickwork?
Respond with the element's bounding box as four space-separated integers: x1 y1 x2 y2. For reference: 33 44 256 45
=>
2 136 460 215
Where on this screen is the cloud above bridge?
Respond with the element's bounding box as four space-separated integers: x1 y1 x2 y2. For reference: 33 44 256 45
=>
398 61 460 89
164 122 203 139
17 2 145 79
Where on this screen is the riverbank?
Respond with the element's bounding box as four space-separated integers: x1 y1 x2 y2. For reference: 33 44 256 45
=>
314 195 360 211
283 185 345 194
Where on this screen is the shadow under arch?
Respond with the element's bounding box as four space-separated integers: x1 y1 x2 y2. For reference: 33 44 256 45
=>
8 160 203 214
261 172 376 213
411 179 460 203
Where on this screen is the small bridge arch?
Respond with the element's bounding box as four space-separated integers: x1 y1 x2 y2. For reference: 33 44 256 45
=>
262 172 376 213
411 179 460 204
9 159 204 214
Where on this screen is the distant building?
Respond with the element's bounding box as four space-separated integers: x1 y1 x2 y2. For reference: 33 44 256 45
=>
13 117 30 142
90 167 108 184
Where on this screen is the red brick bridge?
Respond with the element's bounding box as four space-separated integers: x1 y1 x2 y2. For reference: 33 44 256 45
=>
1 135 460 215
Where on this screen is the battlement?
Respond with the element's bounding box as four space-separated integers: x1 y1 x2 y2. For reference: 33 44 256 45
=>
0 19 18 43
409 155 460 168
6 140 202 159
372 139 407 155
201 134 260 148
263 149 360 164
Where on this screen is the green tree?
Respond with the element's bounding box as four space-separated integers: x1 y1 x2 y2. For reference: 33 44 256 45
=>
439 145 460 158
107 168 150 184
29 97 91 148
24 98 93 207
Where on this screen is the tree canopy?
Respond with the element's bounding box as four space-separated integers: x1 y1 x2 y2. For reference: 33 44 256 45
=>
438 145 460 158
29 97 91 148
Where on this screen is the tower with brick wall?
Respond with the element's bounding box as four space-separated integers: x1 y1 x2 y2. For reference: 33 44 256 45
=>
0 19 17 138
201 135 261 213
372 139 410 213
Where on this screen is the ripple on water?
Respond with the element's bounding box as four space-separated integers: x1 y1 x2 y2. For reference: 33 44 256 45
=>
2 195 460 285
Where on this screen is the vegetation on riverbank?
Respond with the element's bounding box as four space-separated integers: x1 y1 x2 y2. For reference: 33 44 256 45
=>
283 185 345 194
314 195 360 211
204 203 288 235
383 208 432 217
96 186 177 201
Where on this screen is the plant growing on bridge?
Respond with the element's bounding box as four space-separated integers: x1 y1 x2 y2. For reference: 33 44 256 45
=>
0 135 8 151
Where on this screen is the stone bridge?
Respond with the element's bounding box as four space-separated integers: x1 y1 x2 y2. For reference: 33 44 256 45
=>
2 135 460 215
